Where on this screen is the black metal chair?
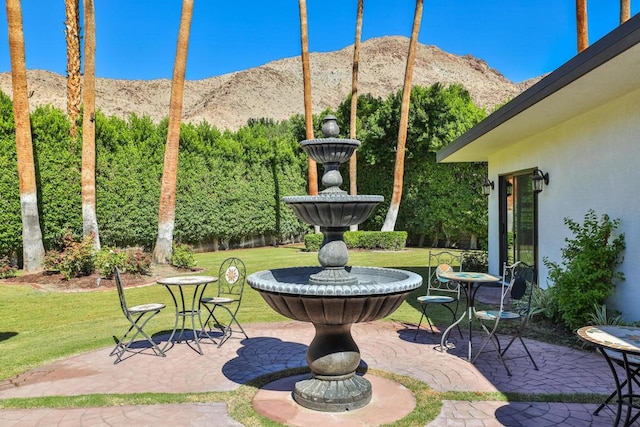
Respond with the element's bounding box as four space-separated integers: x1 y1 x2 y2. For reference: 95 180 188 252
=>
414 250 463 341
199 257 248 347
472 261 539 376
110 267 166 364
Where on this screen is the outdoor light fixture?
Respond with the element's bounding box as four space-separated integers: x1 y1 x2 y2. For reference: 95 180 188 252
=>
506 181 513 197
481 179 494 196
532 169 550 193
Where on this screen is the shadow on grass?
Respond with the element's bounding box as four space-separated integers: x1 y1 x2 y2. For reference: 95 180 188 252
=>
0 332 17 342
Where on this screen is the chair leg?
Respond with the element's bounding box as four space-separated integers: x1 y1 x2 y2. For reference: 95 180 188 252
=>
213 304 248 348
473 319 512 376
198 303 219 343
413 305 428 341
414 303 462 341
500 333 539 371
112 311 165 364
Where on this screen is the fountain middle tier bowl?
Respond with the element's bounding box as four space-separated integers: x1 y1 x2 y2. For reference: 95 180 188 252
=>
283 194 384 227
299 137 360 164
248 266 422 324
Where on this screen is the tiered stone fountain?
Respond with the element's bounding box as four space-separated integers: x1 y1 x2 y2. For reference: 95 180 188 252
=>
248 116 422 412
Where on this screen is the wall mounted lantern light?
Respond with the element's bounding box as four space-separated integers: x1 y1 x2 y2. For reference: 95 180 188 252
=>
506 181 513 197
481 179 494 196
532 169 550 193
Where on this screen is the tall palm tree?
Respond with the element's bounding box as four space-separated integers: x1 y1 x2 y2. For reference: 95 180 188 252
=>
64 0 81 137
381 0 423 232
620 0 631 24
349 0 364 232
82 0 100 249
5 0 45 271
576 0 588 52
153 0 194 264
349 0 363 192
298 0 318 195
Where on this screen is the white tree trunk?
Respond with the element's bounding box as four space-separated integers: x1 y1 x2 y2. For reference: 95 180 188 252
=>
381 203 400 232
154 219 175 263
20 192 45 271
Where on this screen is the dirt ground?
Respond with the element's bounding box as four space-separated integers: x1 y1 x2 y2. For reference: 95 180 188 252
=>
0 264 198 292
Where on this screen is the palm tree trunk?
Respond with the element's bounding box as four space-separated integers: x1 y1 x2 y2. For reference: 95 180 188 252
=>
6 0 45 271
81 0 100 250
153 0 194 264
381 0 423 232
298 0 318 195
576 0 588 52
65 0 81 137
349 0 364 232
620 0 631 24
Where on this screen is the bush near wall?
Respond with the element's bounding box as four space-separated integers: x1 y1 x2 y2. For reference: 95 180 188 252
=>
304 231 408 252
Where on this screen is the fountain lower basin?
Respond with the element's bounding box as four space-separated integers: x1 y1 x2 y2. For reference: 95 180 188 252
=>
248 266 421 411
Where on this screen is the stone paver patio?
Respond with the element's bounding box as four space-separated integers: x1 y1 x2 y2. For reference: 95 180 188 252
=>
0 320 621 426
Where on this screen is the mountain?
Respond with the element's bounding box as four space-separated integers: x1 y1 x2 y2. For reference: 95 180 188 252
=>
0 36 539 131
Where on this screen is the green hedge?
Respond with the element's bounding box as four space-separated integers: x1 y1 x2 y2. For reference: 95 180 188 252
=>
0 97 310 260
304 231 408 251
1 82 490 261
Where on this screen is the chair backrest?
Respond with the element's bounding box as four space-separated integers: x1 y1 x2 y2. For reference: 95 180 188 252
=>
218 257 247 302
426 250 463 297
501 261 536 315
114 267 129 315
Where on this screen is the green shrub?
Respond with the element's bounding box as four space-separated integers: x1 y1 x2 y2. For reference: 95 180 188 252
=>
461 250 488 272
43 232 96 280
43 250 65 272
544 210 625 330
96 246 151 277
304 233 323 251
96 247 128 279
124 247 152 275
528 286 559 321
304 231 407 252
171 243 196 269
0 255 17 278
587 303 625 326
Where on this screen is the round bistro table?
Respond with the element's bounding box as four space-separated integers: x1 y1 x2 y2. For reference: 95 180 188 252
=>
437 271 501 362
157 275 218 354
577 325 640 427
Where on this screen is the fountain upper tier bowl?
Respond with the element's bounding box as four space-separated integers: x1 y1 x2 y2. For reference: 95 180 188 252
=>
299 137 359 164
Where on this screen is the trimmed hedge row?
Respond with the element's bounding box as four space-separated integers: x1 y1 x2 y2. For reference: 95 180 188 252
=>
0 93 310 260
2 82 490 261
304 231 408 252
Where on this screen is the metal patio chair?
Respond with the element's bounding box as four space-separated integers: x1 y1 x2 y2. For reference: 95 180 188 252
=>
199 257 248 347
110 267 166 364
472 261 539 376
414 250 463 341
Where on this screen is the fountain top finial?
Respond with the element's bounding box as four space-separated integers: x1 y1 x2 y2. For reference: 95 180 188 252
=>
321 115 340 138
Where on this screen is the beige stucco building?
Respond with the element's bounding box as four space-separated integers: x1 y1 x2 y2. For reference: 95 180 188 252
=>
438 14 640 320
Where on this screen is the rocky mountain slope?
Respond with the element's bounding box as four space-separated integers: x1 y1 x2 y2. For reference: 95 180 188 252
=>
0 36 538 131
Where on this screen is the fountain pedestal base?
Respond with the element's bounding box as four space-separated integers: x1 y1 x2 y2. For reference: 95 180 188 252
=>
293 374 372 412
292 322 371 412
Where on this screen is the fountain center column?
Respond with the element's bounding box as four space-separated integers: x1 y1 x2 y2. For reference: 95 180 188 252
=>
310 226 357 286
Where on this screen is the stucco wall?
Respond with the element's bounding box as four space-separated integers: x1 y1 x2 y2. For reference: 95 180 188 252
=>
486 86 640 321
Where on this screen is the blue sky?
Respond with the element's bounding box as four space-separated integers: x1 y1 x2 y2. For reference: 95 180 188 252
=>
1 1 638 83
